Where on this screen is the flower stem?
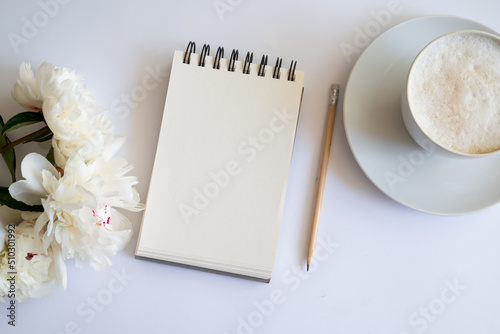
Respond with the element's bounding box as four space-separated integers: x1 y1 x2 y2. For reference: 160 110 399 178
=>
0 125 51 154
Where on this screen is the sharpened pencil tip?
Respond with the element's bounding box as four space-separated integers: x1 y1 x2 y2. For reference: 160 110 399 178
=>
306 264 309 272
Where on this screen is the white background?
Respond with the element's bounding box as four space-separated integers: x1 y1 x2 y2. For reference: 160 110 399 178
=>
1 1 500 333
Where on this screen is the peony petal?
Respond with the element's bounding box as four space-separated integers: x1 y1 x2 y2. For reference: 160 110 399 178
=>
18 62 35 83
0 205 22 227
36 62 58 98
9 180 46 206
101 136 125 160
33 210 49 238
10 153 58 205
0 229 4 253
21 211 42 221
41 170 61 195
11 62 43 111
21 283 55 301
0 209 11 250
12 82 41 111
52 243 67 290
51 138 67 167
21 153 58 183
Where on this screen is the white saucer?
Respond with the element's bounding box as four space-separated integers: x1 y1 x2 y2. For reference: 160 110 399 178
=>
343 15 500 215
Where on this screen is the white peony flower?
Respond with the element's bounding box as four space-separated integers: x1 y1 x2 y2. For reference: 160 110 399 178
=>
12 61 96 119
12 62 117 168
0 206 65 303
9 152 141 271
8 61 144 301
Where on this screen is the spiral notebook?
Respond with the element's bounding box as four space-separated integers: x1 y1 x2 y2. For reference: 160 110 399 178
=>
135 42 305 282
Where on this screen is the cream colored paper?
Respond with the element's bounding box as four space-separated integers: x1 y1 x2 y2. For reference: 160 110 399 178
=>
136 50 304 281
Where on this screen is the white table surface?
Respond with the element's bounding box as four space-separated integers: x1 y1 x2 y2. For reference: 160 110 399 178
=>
1 1 500 333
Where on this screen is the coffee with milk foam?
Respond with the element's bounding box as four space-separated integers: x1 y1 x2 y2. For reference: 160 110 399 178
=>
408 31 500 154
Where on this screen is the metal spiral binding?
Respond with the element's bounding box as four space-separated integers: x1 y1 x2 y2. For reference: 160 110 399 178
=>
183 41 196 64
213 47 224 69
243 52 253 75
273 58 282 79
183 42 297 81
258 55 268 77
198 44 210 67
228 49 238 72
287 60 297 82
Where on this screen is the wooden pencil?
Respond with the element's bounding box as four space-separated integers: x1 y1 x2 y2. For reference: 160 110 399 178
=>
307 83 339 271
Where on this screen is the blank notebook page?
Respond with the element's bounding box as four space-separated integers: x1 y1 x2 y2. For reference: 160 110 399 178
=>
136 49 304 281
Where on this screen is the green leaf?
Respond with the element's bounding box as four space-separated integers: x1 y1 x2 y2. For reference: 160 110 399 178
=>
0 121 16 183
46 146 55 165
1 143 16 183
23 126 53 143
33 133 54 143
0 188 43 212
2 111 44 135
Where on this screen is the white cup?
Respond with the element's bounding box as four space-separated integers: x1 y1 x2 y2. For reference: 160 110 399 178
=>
401 30 500 158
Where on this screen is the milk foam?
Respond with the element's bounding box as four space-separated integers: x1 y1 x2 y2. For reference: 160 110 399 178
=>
408 32 500 154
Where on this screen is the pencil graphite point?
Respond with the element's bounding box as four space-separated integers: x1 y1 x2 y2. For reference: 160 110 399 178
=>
307 264 309 272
